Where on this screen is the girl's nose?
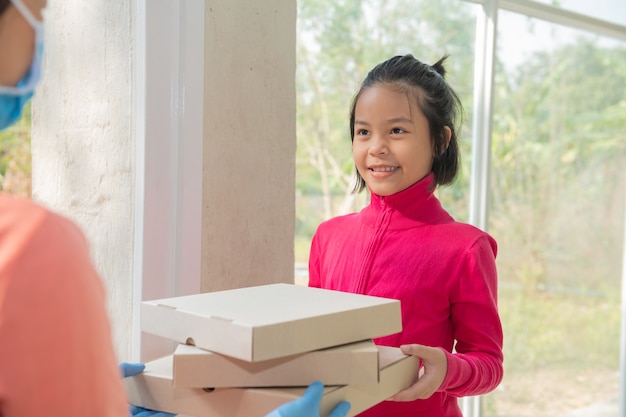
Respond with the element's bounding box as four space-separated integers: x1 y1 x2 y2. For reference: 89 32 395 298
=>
369 135 388 156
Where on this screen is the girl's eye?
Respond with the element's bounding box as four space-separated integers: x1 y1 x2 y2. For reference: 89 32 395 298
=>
391 127 405 134
357 129 370 136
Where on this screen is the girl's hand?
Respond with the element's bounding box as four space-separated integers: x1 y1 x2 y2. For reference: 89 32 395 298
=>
390 344 447 402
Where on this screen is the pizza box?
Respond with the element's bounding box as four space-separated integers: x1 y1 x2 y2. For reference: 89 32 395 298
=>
141 283 401 362
124 345 419 417
172 339 379 388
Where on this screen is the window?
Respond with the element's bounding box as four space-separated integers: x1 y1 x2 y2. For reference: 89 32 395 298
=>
488 8 625 417
296 1 626 416
530 0 626 26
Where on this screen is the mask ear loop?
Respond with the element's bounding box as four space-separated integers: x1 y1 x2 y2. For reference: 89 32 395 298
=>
9 0 41 28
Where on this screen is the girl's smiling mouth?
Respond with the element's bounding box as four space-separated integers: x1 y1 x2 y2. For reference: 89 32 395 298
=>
368 165 399 178
370 166 399 172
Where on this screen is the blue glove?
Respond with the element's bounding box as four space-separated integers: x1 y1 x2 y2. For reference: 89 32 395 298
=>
120 362 146 378
120 362 177 417
129 406 176 417
265 381 351 417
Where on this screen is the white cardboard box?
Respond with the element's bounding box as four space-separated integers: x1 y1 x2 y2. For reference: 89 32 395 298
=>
141 283 402 362
124 346 419 417
173 340 379 388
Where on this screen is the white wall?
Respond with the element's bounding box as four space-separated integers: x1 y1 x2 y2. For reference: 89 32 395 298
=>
136 0 205 361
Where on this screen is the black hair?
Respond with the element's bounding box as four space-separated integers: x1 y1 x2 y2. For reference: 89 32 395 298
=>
0 0 10 16
349 54 463 193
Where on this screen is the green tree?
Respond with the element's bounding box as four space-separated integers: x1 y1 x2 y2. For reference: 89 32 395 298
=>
491 38 626 294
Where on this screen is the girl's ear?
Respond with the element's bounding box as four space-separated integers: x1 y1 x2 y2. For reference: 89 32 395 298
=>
440 126 452 155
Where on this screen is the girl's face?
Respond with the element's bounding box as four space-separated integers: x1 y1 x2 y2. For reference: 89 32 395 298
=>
352 84 435 197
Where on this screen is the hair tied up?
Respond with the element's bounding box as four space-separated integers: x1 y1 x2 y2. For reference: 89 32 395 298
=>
431 55 449 79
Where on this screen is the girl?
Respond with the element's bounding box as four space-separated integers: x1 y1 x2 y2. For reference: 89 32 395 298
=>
308 54 504 417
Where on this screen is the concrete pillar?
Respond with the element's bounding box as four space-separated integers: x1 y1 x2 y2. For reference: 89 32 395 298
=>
200 0 296 292
31 0 135 360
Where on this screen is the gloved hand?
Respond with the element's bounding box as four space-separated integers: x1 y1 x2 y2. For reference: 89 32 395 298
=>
128 405 176 417
120 362 146 378
120 362 177 417
265 381 351 417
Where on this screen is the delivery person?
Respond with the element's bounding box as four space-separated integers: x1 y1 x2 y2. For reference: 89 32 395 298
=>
0 0 350 416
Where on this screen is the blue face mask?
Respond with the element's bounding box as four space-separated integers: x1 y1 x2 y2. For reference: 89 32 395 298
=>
0 0 45 131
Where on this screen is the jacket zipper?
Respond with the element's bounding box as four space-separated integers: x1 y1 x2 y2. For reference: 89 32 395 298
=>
355 197 392 294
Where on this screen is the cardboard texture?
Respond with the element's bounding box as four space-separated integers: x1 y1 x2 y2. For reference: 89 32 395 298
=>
141 283 402 362
172 340 379 388
124 346 419 417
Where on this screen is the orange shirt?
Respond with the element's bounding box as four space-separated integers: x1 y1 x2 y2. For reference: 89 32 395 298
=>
0 195 128 416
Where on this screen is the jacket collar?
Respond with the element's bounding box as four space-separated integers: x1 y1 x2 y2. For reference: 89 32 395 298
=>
361 172 453 228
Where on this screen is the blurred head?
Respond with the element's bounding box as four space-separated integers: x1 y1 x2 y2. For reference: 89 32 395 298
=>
349 54 462 194
0 0 46 130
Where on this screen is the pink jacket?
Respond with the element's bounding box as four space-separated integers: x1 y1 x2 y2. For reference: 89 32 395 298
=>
309 173 503 417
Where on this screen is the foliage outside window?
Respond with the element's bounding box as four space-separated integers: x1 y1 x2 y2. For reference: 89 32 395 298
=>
0 102 32 198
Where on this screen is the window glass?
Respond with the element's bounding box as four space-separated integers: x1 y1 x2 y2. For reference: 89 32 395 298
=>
487 9 625 416
530 0 626 26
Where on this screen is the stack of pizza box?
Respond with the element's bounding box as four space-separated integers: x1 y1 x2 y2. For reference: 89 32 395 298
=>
123 283 419 417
